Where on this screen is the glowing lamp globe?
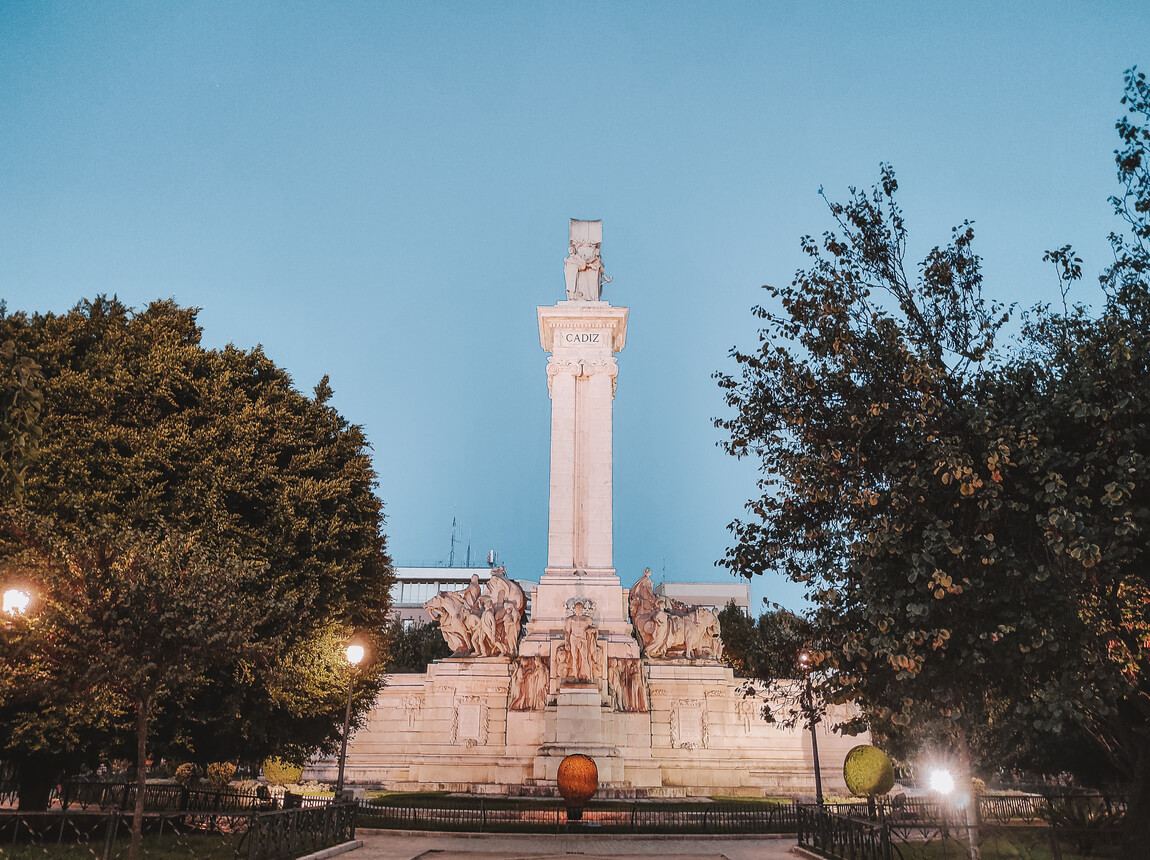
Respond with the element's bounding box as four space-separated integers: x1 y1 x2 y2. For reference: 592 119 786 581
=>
556 754 598 820
3 588 31 616
929 768 955 795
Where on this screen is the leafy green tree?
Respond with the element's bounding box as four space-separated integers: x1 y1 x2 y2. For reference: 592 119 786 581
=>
0 331 44 503
715 68 1150 853
384 618 450 673
0 297 393 800
13 525 265 856
717 603 810 681
992 65 1150 834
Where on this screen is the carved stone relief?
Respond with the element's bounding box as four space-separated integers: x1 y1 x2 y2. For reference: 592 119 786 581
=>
451 695 489 748
628 568 723 660
402 696 422 730
607 657 649 713
424 567 526 658
670 698 708 750
509 655 549 711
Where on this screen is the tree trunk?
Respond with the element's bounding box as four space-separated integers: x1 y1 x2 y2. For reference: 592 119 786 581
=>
956 726 981 860
129 695 151 860
15 752 57 811
1124 741 1150 856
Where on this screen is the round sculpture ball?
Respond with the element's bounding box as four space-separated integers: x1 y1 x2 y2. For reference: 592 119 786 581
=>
557 754 599 816
843 744 895 797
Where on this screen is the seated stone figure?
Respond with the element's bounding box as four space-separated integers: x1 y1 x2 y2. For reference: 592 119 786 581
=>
628 569 723 660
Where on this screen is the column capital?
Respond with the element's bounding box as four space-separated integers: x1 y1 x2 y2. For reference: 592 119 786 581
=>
545 357 580 397
546 356 619 398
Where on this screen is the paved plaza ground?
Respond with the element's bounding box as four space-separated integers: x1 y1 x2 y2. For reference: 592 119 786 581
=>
348 829 805 859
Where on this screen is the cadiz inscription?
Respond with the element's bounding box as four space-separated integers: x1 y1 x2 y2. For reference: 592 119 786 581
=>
563 332 601 344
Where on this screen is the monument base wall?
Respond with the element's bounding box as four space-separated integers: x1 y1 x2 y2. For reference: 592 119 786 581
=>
305 657 865 798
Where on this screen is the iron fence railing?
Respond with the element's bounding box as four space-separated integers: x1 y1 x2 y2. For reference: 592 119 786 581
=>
356 797 800 833
797 804 1128 860
801 793 1127 826
244 803 357 860
797 805 892 860
53 781 278 812
0 803 356 860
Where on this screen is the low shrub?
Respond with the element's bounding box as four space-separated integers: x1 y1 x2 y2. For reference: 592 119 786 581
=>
843 745 895 798
262 757 304 787
173 763 201 786
206 762 236 789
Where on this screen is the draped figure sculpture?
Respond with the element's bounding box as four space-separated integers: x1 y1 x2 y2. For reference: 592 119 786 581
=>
424 567 527 658
628 568 723 660
563 220 612 301
564 601 599 681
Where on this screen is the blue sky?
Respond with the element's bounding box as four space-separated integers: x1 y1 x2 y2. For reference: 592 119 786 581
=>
2 2 1146 612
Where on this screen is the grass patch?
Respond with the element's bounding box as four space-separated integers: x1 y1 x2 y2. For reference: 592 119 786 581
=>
710 795 791 805
876 825 1124 860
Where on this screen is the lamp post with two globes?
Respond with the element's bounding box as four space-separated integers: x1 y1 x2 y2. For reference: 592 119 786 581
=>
335 642 365 798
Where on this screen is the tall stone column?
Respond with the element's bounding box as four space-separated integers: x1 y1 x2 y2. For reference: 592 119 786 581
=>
539 309 626 575
522 221 634 648
523 221 658 789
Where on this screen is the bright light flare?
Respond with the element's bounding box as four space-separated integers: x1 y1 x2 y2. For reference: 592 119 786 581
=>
345 644 365 665
929 768 955 795
3 588 30 616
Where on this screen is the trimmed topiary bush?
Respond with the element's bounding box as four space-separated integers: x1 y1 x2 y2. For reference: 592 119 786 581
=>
843 745 895 797
262 757 304 786
173 763 201 786
207 762 236 789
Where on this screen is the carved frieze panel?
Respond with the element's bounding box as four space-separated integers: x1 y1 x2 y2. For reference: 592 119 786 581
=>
402 696 422 730
450 696 489 748
510 655 549 710
670 698 708 750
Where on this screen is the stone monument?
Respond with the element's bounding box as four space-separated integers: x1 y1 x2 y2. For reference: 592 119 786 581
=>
303 221 866 796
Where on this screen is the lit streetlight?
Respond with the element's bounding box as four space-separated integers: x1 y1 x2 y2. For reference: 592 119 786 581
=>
799 649 824 806
335 642 365 798
3 588 31 617
929 768 955 795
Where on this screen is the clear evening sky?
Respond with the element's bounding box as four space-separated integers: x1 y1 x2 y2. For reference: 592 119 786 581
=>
2 2 1146 612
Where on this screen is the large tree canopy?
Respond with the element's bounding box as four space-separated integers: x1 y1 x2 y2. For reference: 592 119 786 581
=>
0 297 394 791
716 68 1150 848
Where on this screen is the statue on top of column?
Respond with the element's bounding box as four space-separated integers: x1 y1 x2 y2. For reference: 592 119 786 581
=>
564 219 612 301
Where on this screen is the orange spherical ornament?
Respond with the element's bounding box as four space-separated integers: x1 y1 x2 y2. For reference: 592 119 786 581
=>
556 754 598 819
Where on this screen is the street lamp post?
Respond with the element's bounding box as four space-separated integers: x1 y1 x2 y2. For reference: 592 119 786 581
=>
335 643 365 798
799 650 824 806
